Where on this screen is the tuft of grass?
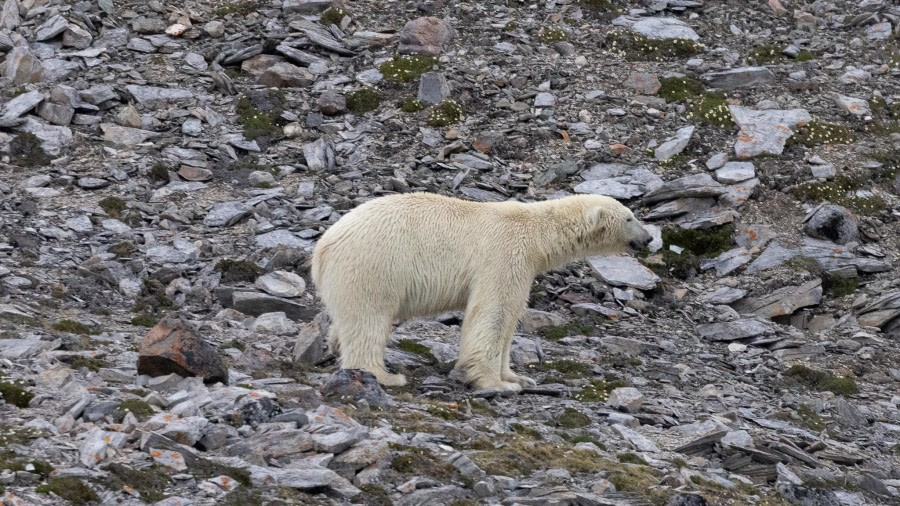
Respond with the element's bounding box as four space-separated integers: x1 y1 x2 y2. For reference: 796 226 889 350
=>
214 258 263 283
131 313 158 327
0 423 42 447
346 87 381 114
795 50 815 61
784 364 858 396
389 443 469 485
99 196 126 219
379 55 439 83
52 319 98 335
109 241 137 257
148 163 171 184
618 452 646 465
823 273 859 297
657 76 704 103
510 423 543 440
426 99 464 127
554 407 591 428
68 356 110 372
427 403 464 421
36 477 99 505
775 403 826 432
470 439 607 477
605 29 703 61
356 484 392 506
7 132 52 168
650 224 735 279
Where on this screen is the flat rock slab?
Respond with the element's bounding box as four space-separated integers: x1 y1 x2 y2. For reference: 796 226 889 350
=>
138 315 228 384
655 125 694 161
612 15 700 41
732 278 823 319
642 173 726 204
696 319 773 341
126 85 193 104
701 287 747 305
700 247 751 277
730 106 812 158
701 67 776 90
715 162 755 184
588 255 660 291
574 166 663 200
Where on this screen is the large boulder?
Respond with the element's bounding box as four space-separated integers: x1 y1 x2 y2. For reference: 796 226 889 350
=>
138 315 228 384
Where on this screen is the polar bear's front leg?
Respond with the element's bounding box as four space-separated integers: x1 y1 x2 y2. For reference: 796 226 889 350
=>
455 284 530 392
501 335 537 387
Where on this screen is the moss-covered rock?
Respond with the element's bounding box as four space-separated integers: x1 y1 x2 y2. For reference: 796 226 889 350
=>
97 463 171 503
379 55 439 83
0 377 35 408
214 258 263 283
554 407 591 428
606 29 703 61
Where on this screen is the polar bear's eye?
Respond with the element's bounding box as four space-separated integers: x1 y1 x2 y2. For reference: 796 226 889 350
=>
627 218 633 222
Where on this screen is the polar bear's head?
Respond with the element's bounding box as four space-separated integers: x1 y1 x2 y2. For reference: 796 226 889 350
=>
580 195 653 255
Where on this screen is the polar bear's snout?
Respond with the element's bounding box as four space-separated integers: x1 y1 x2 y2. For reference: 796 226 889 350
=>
626 219 653 252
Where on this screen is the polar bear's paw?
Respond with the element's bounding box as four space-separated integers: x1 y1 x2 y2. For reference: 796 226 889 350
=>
502 371 537 388
474 380 523 393
376 372 408 387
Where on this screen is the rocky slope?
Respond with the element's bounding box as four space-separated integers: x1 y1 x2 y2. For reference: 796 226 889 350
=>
0 0 899 505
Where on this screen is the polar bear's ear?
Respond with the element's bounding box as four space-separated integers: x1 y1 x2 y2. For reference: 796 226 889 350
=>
585 207 609 234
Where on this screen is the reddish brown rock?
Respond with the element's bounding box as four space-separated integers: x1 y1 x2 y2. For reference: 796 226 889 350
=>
398 16 454 56
138 315 228 384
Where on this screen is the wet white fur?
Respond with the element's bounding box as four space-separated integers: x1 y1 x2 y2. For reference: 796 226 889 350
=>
310 192 652 392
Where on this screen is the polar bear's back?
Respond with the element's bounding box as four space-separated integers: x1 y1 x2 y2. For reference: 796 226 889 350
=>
311 193 510 319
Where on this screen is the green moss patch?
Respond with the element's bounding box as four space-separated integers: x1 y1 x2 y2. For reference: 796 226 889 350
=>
396 339 436 363
0 450 53 478
748 44 786 64
235 90 286 141
658 76 704 103
686 92 735 129
379 55 439 83
790 120 855 147
510 422 543 440
401 98 425 113
470 440 609 478
537 26 567 42
605 29 703 61
98 196 126 219
651 224 735 279
109 241 137 257
784 364 858 396
792 175 885 215
117 399 155 422
540 359 592 378
618 452 646 465
389 443 468 485
427 403 465 421
0 424 42 447
554 407 591 428
148 163 171 184
426 99 464 127
98 463 171 503
52 319 99 335
214 258 263 283
775 403 826 432
539 322 594 341
213 0 263 17
67 356 110 372
7 132 52 168
36 477 99 505
574 377 628 403
131 313 158 327
346 87 381 114
188 458 252 487
823 273 858 297
320 7 348 26
0 377 35 408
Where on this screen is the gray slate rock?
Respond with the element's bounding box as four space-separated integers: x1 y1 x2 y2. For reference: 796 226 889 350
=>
417 72 451 105
612 15 700 41
588 256 660 290
700 67 776 89
642 173 727 204
730 106 812 158
655 125 694 161
204 201 253 227
696 319 773 341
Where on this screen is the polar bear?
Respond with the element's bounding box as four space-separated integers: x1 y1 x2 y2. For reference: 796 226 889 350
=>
309 192 653 392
